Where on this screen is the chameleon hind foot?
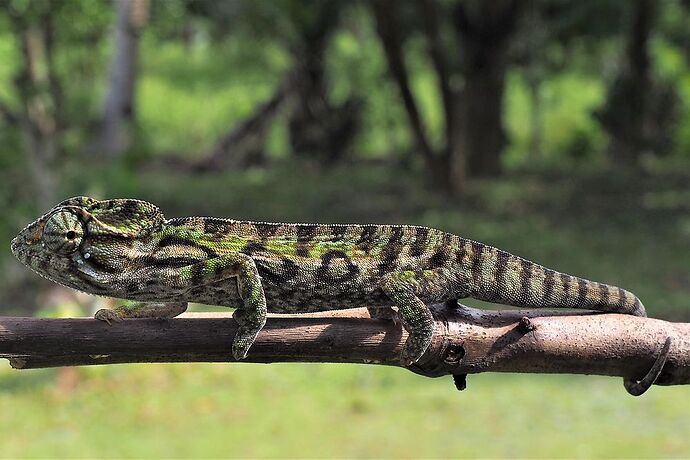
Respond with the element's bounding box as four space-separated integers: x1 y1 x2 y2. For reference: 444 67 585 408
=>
624 336 672 396
381 272 435 367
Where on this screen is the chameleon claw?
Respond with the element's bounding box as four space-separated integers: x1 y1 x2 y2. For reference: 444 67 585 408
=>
624 336 672 396
232 348 247 361
94 308 124 325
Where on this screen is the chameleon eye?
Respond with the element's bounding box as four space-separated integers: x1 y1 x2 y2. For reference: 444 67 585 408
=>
43 210 85 255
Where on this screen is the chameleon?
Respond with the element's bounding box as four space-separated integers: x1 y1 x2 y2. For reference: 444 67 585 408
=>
11 196 670 394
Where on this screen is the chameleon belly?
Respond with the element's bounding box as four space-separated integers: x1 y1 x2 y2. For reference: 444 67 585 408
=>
179 255 451 312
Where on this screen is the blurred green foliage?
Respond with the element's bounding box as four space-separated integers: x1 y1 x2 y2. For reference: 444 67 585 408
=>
0 1 688 457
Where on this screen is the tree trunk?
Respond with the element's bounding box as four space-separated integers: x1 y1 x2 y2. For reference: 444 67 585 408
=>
454 0 521 177
372 0 458 196
12 15 62 208
196 76 293 171
419 0 466 195
460 62 508 176
598 0 657 161
98 0 149 158
286 1 361 166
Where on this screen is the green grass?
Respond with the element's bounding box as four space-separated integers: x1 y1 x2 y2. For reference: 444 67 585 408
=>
1 361 688 458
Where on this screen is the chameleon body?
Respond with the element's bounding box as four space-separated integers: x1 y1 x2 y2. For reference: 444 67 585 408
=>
11 196 650 367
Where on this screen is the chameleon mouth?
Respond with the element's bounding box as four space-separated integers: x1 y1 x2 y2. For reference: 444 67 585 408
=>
10 235 33 265
10 236 19 256
9 235 29 262
10 233 40 265
11 219 42 260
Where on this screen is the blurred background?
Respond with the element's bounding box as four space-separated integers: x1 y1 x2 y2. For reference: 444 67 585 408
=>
0 0 688 457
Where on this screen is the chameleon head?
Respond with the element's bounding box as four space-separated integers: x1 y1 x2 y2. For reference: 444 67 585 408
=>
11 196 164 295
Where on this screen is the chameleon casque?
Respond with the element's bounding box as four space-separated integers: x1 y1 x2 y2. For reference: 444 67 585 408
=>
11 197 669 393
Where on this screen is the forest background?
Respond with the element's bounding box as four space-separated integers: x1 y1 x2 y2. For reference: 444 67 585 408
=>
0 0 688 457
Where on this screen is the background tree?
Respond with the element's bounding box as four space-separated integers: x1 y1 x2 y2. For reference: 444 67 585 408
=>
183 0 361 170
97 0 150 158
372 0 524 195
0 0 110 208
597 0 679 161
453 0 522 177
372 0 462 195
2 0 65 207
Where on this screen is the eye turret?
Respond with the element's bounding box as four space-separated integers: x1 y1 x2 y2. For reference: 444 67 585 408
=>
43 210 85 255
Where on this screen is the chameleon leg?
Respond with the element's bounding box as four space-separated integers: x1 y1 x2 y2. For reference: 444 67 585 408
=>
95 301 187 324
197 254 267 361
381 271 435 366
149 253 266 360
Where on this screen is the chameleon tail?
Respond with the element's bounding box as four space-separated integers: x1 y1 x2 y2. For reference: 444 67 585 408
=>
459 240 668 397
463 242 646 317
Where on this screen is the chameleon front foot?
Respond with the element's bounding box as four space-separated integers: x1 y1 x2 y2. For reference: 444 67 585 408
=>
624 336 672 396
94 308 123 325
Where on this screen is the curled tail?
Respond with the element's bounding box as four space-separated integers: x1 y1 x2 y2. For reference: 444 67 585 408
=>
461 241 646 317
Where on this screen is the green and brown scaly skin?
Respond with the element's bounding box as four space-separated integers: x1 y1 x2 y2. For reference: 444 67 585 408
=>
12 196 647 367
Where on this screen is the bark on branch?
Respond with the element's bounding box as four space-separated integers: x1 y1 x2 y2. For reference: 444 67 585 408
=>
0 305 687 393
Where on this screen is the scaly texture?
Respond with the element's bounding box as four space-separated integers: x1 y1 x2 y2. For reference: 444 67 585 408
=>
12 196 648 367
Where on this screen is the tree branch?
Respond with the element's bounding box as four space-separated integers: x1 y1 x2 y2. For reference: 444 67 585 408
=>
194 75 293 172
0 305 687 392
